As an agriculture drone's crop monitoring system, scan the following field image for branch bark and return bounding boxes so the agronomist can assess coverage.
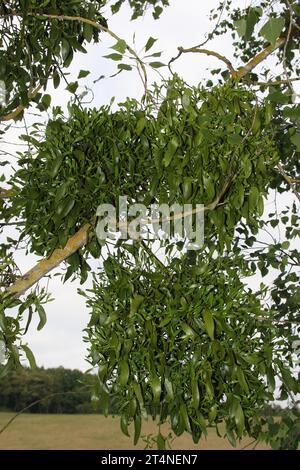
[0,84,42,122]
[8,223,92,297]
[176,47,235,74]
[232,36,287,79]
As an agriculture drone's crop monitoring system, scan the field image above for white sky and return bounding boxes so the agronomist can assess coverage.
[1,0,299,371]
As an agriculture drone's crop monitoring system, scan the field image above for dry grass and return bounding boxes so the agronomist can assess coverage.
[0,413,271,450]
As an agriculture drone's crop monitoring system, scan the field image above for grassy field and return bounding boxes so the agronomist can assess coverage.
[0,413,270,450]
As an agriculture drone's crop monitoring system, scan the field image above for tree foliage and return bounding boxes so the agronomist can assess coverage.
[0,0,300,450]
[0,366,98,414]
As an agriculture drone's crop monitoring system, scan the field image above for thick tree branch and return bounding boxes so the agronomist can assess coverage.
[233,36,287,79]
[8,223,92,297]
[0,84,42,122]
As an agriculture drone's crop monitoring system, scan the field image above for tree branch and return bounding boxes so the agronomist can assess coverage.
[233,36,287,79]
[252,77,300,87]
[0,84,42,122]
[277,164,300,202]
[7,223,92,298]
[176,46,235,74]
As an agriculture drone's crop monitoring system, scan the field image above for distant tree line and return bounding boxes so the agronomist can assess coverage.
[0,366,103,414]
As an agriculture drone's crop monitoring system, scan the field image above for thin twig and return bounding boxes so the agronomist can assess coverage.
[282,0,299,100]
[0,390,91,436]
[241,438,258,450]
[194,0,228,49]
[252,77,300,87]
[277,164,300,202]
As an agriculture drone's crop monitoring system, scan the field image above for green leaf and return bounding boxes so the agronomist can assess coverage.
[150,375,161,401]
[268,90,290,104]
[49,156,63,178]
[41,94,51,109]
[266,367,276,393]
[249,186,259,212]
[245,7,262,40]
[145,36,157,52]
[61,38,70,61]
[283,105,300,118]
[192,378,200,409]
[66,82,78,94]
[134,415,141,445]
[203,310,214,340]
[53,71,60,89]
[230,398,245,437]
[83,23,93,42]
[280,367,297,393]
[36,304,47,331]
[56,197,75,219]
[153,5,163,19]
[226,428,237,447]
[149,61,165,68]
[181,92,191,111]
[117,64,133,71]
[104,53,123,61]
[163,136,179,167]
[234,19,247,38]
[228,134,243,145]
[78,70,90,79]
[111,39,127,54]
[133,382,144,405]
[237,367,249,393]
[293,4,300,16]
[119,359,130,386]
[136,117,147,136]
[182,322,196,339]
[260,17,285,46]
[180,403,191,432]
[157,433,166,450]
[130,294,144,314]
[291,132,300,151]
[120,414,130,437]
[164,377,174,401]
[23,344,37,368]
[145,51,162,58]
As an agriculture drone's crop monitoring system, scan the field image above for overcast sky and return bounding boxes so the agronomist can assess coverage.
[1,0,299,371]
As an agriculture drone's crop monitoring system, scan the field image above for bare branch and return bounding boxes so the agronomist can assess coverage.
[177,46,236,74]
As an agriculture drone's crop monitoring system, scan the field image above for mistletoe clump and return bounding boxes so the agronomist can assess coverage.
[11,79,279,261]
[82,247,285,448]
